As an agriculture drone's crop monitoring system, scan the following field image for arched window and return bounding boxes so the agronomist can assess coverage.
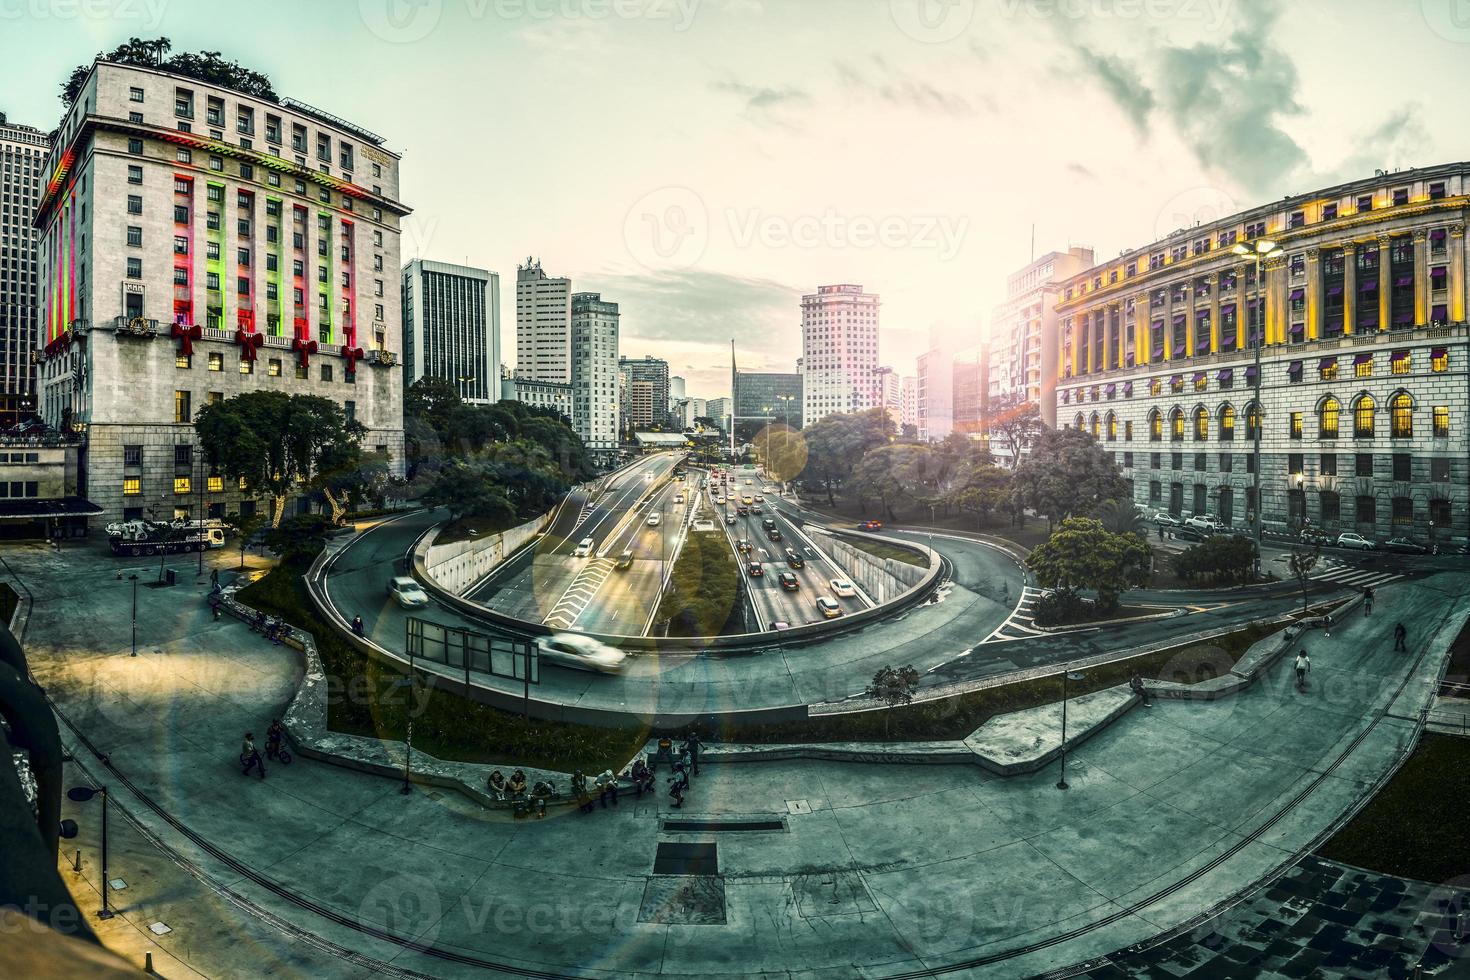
[1090,412,1100,438]
[1319,396,1340,439]
[1106,411,1117,441]
[1219,405,1235,441]
[1074,412,1084,431]
[1149,409,1162,441]
[1170,407,1185,442]
[1354,394,1376,438]
[1245,402,1260,439]
[1195,407,1209,441]
[1390,392,1413,438]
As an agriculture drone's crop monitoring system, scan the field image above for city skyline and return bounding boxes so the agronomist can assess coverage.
[2,1,1463,395]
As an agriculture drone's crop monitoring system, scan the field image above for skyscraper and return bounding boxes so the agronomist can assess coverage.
[801,283,880,425]
[618,355,671,429]
[0,112,49,427]
[515,257,571,382]
[733,370,803,436]
[401,259,500,404]
[900,375,918,430]
[570,292,619,454]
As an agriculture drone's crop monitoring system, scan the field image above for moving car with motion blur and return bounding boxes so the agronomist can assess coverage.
[537,634,628,674]
[1383,537,1432,555]
[830,578,857,598]
[387,577,430,608]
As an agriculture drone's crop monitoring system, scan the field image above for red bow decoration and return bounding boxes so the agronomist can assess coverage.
[235,329,265,362]
[292,337,318,368]
[342,346,365,376]
[172,322,202,357]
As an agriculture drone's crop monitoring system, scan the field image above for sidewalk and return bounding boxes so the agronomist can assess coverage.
[11,539,1466,978]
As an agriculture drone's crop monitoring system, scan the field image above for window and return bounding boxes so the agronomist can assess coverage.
[1320,359,1338,381]
[123,476,141,496]
[1432,457,1451,482]
[1288,454,1304,476]
[176,353,191,369]
[1219,452,1233,473]
[240,357,254,375]
[174,476,192,495]
[1322,202,1338,221]
[174,444,193,466]
[1357,194,1373,212]
[1149,480,1161,502]
[1320,454,1336,477]
[1430,181,1447,200]
[123,445,143,466]
[1390,393,1413,438]
[1434,406,1449,438]
[174,390,192,423]
[1319,397,1340,439]
[1246,404,1260,439]
[268,358,282,377]
[1194,452,1207,472]
[127,195,143,214]
[1354,356,1373,379]
[205,352,222,372]
[1170,409,1185,442]
[173,235,188,255]
[127,138,143,155]
[320,364,334,382]
[1432,348,1448,373]
[1194,408,1208,441]
[1151,452,1161,469]
[1393,454,1412,482]
[126,226,143,247]
[1124,420,1133,441]
[1171,452,1183,471]
[295,363,309,380]
[1354,396,1376,438]
[1290,412,1302,439]
[173,268,189,286]
[1392,188,1409,206]
[208,475,224,493]
[128,165,143,184]
[1356,453,1374,477]
[126,257,142,279]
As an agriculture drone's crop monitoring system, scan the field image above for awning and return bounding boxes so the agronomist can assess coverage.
[1220,303,1236,316]
[1287,361,1303,375]
[1173,338,1187,356]
[1192,372,1206,384]
[1061,390,1070,403]
[1290,323,1305,339]
[1395,275,1413,286]
[1105,383,1117,396]
[1173,313,1186,325]
[1151,318,1164,330]
[1390,350,1410,362]
[1218,368,1234,383]
[1289,288,1304,301]
[1170,374,1183,387]
[1431,347,1446,358]
[1245,365,1259,380]
[1319,356,1336,369]
[1327,286,1343,298]
[1196,335,1211,353]
[1360,280,1378,293]
[1151,342,1164,358]
[1394,312,1413,324]
[1123,381,1134,396]
[1432,305,1448,322]
[0,497,104,521]
[1353,353,1373,365]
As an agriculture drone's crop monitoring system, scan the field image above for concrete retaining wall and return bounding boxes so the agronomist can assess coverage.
[804,527,928,604]
[420,512,550,596]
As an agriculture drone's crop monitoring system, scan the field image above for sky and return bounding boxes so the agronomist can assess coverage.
[2,0,1465,398]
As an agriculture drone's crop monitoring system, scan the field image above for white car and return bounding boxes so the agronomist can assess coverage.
[1336,532,1376,551]
[673,495,684,505]
[387,576,429,608]
[830,578,857,598]
[647,513,662,527]
[537,634,628,674]
[573,537,595,557]
[1183,515,1221,533]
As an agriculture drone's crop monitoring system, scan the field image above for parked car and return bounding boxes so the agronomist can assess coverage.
[1300,529,1334,546]
[1183,515,1221,533]
[856,520,883,531]
[614,550,634,570]
[1383,537,1431,555]
[815,597,842,619]
[830,578,857,598]
[387,576,429,608]
[785,549,805,569]
[767,528,783,542]
[1153,512,1183,528]
[778,571,799,591]
[1336,532,1376,551]
[647,513,662,527]
[537,634,627,674]
[747,561,764,578]
[1173,526,1209,542]
[572,537,595,557]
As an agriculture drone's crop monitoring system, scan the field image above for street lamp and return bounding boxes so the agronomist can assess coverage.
[65,784,113,919]
[195,445,206,577]
[1233,238,1284,551]
[1055,669,1087,790]
[118,572,139,656]
[400,642,416,796]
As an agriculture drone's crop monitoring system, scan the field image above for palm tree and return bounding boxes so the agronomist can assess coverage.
[1093,498,1146,538]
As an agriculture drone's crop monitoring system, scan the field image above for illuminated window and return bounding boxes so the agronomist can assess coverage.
[208,352,223,371]
[1090,413,1100,438]
[208,475,223,492]
[1391,352,1410,376]
[1433,406,1449,438]
[1150,378,1161,396]
[1290,412,1303,439]
[1124,420,1133,441]
[1390,393,1413,438]
[1106,413,1117,441]
[174,390,192,424]
[1195,408,1208,440]
[1194,374,1207,393]
[238,476,249,490]
[1219,406,1235,441]
[1355,356,1373,379]
[174,476,192,495]
[240,358,254,374]
[1170,408,1185,442]
[1319,397,1340,439]
[1354,395,1376,438]
[1149,410,1162,441]
[123,477,141,496]
[268,358,282,377]
[1432,349,1448,373]
[1320,361,1339,381]
[1246,403,1260,439]
[176,353,191,369]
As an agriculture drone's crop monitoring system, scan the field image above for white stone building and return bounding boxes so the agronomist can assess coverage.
[33,61,408,524]
[1,113,50,428]
[499,375,572,421]
[801,283,880,425]
[570,292,619,456]
[514,257,571,382]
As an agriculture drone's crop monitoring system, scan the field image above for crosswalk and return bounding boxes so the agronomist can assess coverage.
[543,558,614,630]
[982,586,1052,643]
[571,499,596,532]
[1306,558,1404,591]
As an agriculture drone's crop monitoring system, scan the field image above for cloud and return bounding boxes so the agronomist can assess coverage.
[709,79,809,114]
[1066,162,1095,180]
[1315,108,1431,190]
[1072,45,1154,135]
[834,54,983,117]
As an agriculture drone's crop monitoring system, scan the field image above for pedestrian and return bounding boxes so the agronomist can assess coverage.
[210,567,221,592]
[682,730,703,776]
[629,757,652,797]
[668,760,689,809]
[1157,524,1164,542]
[530,780,554,818]
[595,769,619,807]
[571,771,593,813]
[1294,650,1311,692]
[240,732,266,779]
[508,769,528,799]
[1129,670,1152,708]
[351,615,365,637]
[265,719,286,761]
[1364,587,1374,616]
[488,770,507,801]
[251,609,267,633]
[211,598,221,621]
[1393,622,1408,652]
[652,735,674,773]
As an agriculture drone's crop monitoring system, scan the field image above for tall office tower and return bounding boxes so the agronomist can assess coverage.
[515,257,571,382]
[669,374,686,413]
[401,259,500,404]
[706,396,730,432]
[570,292,619,454]
[952,353,986,435]
[875,365,902,426]
[901,375,918,430]
[33,59,408,524]
[801,283,880,425]
[619,355,671,428]
[917,342,954,442]
[733,370,803,432]
[0,112,50,427]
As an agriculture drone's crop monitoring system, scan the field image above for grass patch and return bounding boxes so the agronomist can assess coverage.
[653,530,744,637]
[711,619,1288,744]
[1443,613,1470,691]
[845,536,928,568]
[1318,733,1470,882]
[236,563,649,773]
[804,495,1051,551]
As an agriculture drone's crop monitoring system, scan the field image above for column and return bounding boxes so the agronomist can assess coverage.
[1377,235,1391,331]
[1101,306,1112,371]
[1413,229,1429,327]
[1119,303,1129,369]
[1451,224,1467,324]
[1265,257,1287,345]
[1136,291,1151,366]
[1208,273,1222,353]
[1305,248,1322,340]
[1182,281,1194,360]
[1341,242,1356,336]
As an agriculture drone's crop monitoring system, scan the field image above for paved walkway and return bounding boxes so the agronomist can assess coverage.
[7,540,1466,978]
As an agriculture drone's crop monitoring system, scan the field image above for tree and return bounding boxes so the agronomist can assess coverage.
[1288,545,1320,613]
[420,461,516,529]
[264,514,332,568]
[222,510,267,570]
[800,408,893,506]
[1012,428,1132,532]
[195,392,363,528]
[1093,498,1146,538]
[1174,535,1257,586]
[864,665,920,739]
[989,400,1045,468]
[850,443,929,521]
[1025,516,1152,611]
[61,39,278,107]
[947,463,1012,528]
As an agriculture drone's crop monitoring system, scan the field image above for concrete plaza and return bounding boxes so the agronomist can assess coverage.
[7,538,1465,978]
